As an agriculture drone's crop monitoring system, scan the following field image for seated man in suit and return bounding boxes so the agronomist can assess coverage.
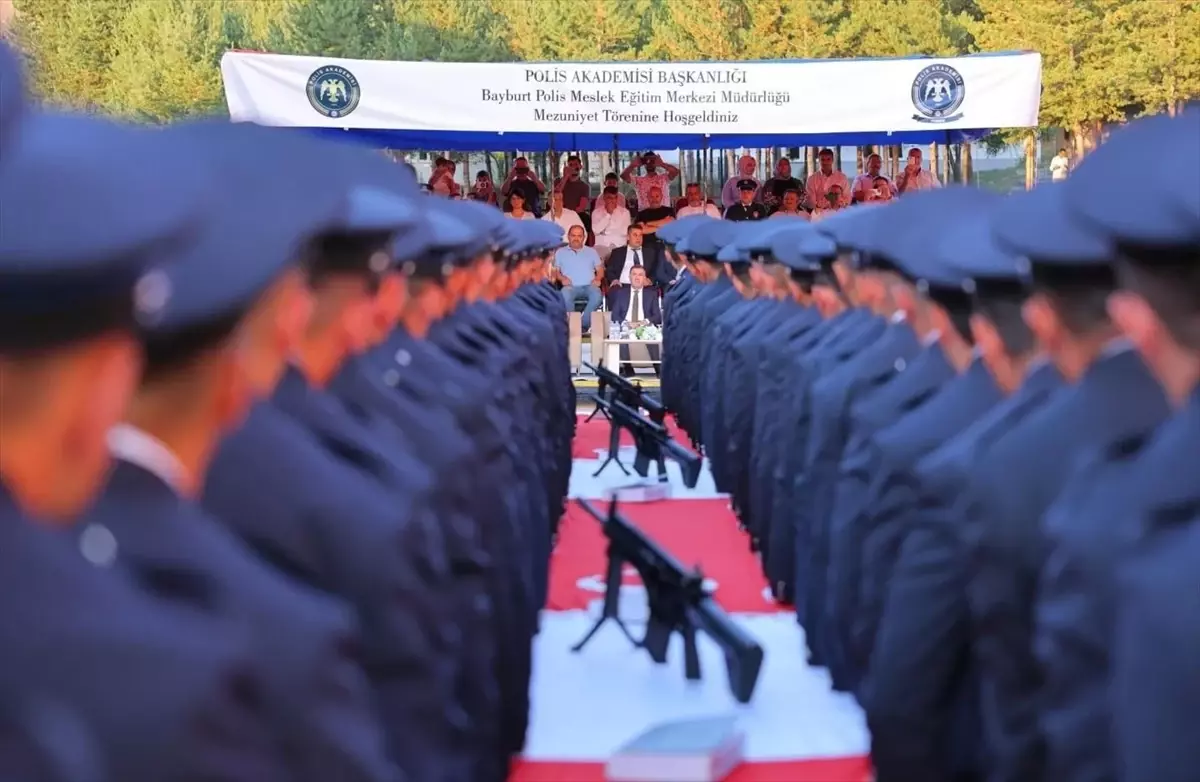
[608,265,662,377]
[605,223,661,292]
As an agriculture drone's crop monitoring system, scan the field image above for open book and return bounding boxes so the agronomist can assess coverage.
[606,715,745,782]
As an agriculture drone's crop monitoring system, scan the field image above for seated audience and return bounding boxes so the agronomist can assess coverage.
[605,223,660,291]
[552,225,603,331]
[592,185,632,261]
[501,155,546,214]
[724,179,769,221]
[721,154,760,208]
[542,190,585,241]
[608,265,662,376]
[677,182,722,218]
[805,147,851,209]
[635,185,675,243]
[762,158,805,210]
[770,188,809,219]
[505,190,536,220]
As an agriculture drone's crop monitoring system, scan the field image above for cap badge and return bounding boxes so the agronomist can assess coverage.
[133,269,171,325]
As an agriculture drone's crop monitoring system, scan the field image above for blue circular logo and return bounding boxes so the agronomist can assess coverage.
[306,65,361,119]
[911,63,965,122]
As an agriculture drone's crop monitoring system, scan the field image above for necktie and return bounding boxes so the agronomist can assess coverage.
[632,289,641,321]
[633,249,642,267]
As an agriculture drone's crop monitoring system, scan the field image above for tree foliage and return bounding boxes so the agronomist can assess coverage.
[11,0,1199,130]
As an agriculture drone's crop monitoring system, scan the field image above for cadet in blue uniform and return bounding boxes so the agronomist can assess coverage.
[817,190,996,695]
[865,195,1062,782]
[794,205,930,678]
[714,221,815,530]
[657,217,713,434]
[420,204,570,759]
[76,121,403,782]
[1041,109,1200,782]
[954,181,1171,782]
[333,201,542,781]
[704,225,782,494]
[757,228,861,607]
[0,100,287,781]
[768,209,885,652]
[199,138,475,781]
[741,230,827,568]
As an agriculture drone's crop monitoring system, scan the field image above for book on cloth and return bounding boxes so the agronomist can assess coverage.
[605,715,744,782]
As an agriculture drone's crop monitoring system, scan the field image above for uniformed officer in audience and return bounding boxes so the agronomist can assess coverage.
[199,138,479,781]
[1040,109,1200,782]
[76,121,406,782]
[0,97,287,781]
[723,179,769,221]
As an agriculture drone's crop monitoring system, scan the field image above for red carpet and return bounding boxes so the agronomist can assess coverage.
[511,756,872,781]
[572,414,689,459]
[547,499,789,614]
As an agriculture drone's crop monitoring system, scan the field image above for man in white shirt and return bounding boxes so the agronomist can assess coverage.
[541,190,584,241]
[852,153,893,203]
[604,224,659,290]
[896,147,942,193]
[677,182,722,218]
[721,154,760,208]
[805,148,851,210]
[1050,148,1070,181]
[591,186,632,261]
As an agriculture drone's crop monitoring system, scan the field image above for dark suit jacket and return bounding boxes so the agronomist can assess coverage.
[604,243,660,287]
[608,285,662,325]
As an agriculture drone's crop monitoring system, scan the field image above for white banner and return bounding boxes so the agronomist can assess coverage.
[221,51,1041,135]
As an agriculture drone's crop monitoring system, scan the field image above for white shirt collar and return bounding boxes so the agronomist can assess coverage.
[107,423,188,495]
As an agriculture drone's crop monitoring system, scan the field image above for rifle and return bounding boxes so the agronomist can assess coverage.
[571,498,765,704]
[591,395,701,488]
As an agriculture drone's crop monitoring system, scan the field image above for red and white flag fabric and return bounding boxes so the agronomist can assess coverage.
[510,415,871,782]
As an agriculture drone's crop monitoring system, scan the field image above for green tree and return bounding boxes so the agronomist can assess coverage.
[829,0,957,57]
[103,0,233,122]
[269,0,397,59]
[387,0,515,61]
[1109,0,1200,117]
[494,0,655,61]
[969,0,1130,152]
[12,0,132,109]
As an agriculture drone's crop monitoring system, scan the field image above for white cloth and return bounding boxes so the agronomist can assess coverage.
[677,203,722,219]
[805,170,851,209]
[593,204,632,249]
[107,423,188,494]
[542,208,585,241]
[769,210,809,220]
[507,212,536,220]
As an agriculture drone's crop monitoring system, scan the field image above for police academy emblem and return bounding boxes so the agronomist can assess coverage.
[911,63,965,123]
[306,65,361,119]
